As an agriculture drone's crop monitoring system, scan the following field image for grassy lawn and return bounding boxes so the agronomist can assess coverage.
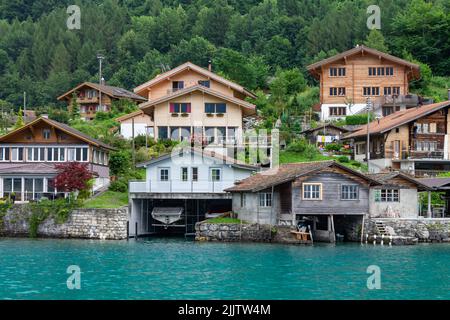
[206,217,245,224]
[279,151,332,164]
[83,191,128,209]
[279,151,368,172]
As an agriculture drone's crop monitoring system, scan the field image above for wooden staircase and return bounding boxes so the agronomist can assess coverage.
[375,221,387,235]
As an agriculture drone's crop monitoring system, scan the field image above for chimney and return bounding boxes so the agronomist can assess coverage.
[100,77,105,86]
[208,59,212,72]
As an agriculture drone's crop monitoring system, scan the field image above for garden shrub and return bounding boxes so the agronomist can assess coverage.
[109,179,128,193]
[337,156,350,163]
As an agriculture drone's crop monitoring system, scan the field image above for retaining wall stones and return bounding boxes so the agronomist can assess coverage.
[195,222,312,244]
[365,218,450,243]
[0,205,128,240]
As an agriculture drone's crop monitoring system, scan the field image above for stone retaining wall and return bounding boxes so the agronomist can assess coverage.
[195,222,312,244]
[364,218,450,243]
[0,205,128,240]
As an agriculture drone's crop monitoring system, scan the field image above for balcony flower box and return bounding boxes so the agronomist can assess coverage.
[206,113,214,117]
[181,113,189,117]
[171,113,179,117]
[216,113,224,117]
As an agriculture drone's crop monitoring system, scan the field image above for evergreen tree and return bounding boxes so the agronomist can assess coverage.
[15,108,24,128]
[364,30,389,53]
[70,93,80,120]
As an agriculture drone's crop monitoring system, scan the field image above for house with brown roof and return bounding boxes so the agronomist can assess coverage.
[225,161,430,242]
[128,147,258,238]
[307,45,422,121]
[0,117,114,202]
[58,82,147,121]
[344,100,450,175]
[300,123,351,146]
[117,62,257,153]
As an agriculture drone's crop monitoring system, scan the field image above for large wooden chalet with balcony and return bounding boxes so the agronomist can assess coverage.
[345,100,450,176]
[58,82,147,121]
[117,62,257,156]
[0,117,114,202]
[307,45,426,121]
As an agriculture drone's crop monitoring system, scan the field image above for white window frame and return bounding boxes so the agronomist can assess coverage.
[210,168,222,182]
[11,147,24,162]
[341,185,359,200]
[259,192,272,207]
[181,167,189,182]
[159,168,170,182]
[302,183,322,200]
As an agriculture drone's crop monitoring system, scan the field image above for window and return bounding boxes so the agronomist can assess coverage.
[303,183,322,200]
[217,127,226,144]
[159,168,170,181]
[0,147,10,161]
[375,189,399,202]
[329,67,346,77]
[211,168,221,181]
[355,143,366,155]
[369,67,394,76]
[158,127,169,140]
[205,103,226,114]
[27,147,45,162]
[329,107,346,117]
[363,87,380,96]
[198,80,210,88]
[67,148,76,161]
[192,167,198,181]
[259,193,272,207]
[170,103,191,114]
[240,193,246,207]
[393,87,400,95]
[172,81,184,91]
[205,127,215,144]
[329,87,346,96]
[11,147,24,161]
[181,167,188,181]
[43,129,51,140]
[341,185,359,200]
[82,148,88,162]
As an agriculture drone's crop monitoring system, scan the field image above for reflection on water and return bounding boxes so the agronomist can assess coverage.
[0,237,449,300]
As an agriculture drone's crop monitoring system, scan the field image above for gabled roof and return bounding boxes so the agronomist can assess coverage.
[133,62,257,98]
[136,147,258,171]
[307,45,420,80]
[344,101,450,139]
[139,84,256,115]
[300,124,350,135]
[368,172,432,191]
[225,161,380,192]
[57,82,147,102]
[0,117,115,151]
[116,110,146,122]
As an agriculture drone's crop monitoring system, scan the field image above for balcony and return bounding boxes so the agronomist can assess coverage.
[375,94,420,107]
[129,179,236,194]
[409,150,445,160]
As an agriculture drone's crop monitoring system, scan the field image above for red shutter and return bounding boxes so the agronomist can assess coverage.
[170,103,175,113]
[187,103,191,113]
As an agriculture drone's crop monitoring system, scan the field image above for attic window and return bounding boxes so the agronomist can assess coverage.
[43,129,51,140]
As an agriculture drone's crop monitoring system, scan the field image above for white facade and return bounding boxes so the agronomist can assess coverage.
[129,149,256,194]
[120,123,154,139]
[320,103,367,121]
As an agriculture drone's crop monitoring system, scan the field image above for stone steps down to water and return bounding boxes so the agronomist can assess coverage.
[195,222,312,245]
[364,218,450,244]
[0,205,128,240]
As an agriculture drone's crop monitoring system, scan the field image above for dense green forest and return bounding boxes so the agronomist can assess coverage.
[0,0,450,128]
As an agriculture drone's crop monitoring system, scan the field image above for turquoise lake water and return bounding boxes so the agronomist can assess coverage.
[0,237,449,300]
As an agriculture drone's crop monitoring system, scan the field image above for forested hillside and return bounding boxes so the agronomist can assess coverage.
[0,0,449,128]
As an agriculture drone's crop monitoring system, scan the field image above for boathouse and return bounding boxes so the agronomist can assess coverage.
[128,147,258,237]
[225,161,381,242]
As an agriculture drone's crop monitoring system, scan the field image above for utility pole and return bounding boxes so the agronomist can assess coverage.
[23,92,26,123]
[366,97,372,173]
[97,53,105,112]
